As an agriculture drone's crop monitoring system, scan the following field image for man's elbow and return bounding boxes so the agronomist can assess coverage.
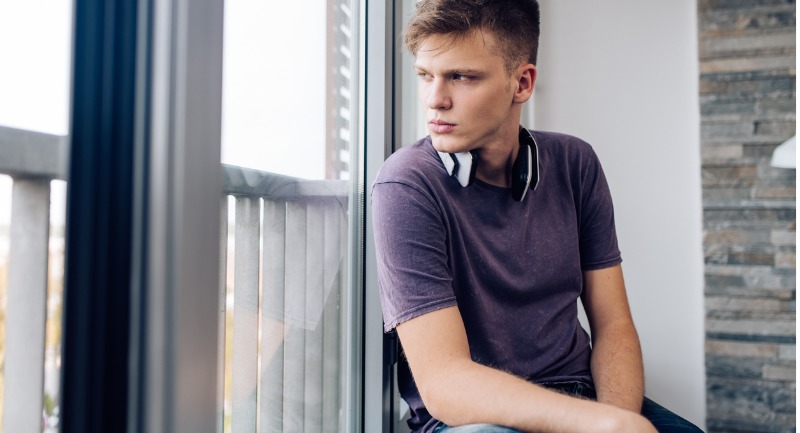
[421,386,464,427]
[416,359,476,426]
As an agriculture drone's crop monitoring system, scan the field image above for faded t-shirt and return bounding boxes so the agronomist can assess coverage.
[371,130,622,433]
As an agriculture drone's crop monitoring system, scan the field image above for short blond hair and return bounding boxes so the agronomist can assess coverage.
[404,0,541,73]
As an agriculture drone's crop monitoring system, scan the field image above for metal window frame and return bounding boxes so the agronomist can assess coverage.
[132,0,225,432]
[59,0,225,431]
[363,0,399,432]
[59,0,140,431]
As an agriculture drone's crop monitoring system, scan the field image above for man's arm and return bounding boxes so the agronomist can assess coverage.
[396,306,656,433]
[581,264,645,413]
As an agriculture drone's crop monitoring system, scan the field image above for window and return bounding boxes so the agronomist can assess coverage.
[0,0,402,431]
[220,0,364,431]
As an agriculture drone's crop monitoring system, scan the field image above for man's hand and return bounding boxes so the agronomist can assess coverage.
[606,410,658,433]
[396,306,656,433]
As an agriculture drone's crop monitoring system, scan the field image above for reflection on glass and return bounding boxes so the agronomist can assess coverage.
[221,1,361,432]
[0,175,8,428]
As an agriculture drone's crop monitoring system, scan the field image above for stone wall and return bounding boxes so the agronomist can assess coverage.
[698,1,796,432]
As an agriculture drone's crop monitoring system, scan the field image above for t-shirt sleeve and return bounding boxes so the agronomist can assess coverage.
[577,147,622,271]
[371,180,457,332]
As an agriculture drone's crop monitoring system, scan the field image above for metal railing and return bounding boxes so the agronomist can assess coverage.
[0,126,67,433]
[223,165,350,433]
[0,125,351,433]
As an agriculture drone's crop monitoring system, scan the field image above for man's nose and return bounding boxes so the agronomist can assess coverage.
[426,79,451,110]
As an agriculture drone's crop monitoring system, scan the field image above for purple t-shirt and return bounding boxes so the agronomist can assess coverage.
[371,130,622,433]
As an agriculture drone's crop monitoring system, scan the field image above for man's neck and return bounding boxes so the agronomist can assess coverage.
[474,123,521,188]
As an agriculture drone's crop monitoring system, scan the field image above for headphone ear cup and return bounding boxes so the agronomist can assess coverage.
[511,143,533,201]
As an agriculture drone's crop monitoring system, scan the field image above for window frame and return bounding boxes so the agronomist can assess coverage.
[58,0,405,431]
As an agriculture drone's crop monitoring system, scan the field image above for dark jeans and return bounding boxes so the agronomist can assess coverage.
[641,397,704,433]
[434,382,704,433]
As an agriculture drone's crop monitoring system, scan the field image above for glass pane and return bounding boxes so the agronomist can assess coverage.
[0,175,8,429]
[44,180,67,433]
[220,1,362,432]
[397,0,427,151]
[0,1,73,432]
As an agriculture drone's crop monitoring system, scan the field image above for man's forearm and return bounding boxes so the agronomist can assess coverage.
[396,305,655,433]
[424,358,654,433]
[590,320,645,413]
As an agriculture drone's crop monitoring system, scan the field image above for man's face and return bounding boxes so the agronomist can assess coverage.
[415,30,518,154]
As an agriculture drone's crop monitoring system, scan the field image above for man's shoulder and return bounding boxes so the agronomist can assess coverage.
[374,136,445,187]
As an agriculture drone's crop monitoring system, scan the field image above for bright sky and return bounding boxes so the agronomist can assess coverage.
[0,1,72,228]
[221,0,327,178]
[0,1,72,135]
[0,0,331,227]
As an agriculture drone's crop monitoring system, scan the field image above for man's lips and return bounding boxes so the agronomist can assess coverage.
[428,120,455,134]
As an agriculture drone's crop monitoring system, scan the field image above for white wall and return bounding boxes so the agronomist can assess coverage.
[532,0,705,427]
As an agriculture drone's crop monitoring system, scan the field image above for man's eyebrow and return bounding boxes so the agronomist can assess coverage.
[413,65,484,75]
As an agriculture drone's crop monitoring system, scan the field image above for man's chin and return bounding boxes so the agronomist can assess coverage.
[430,136,469,154]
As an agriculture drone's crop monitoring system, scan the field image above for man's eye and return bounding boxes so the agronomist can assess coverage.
[452,74,472,81]
[417,72,431,80]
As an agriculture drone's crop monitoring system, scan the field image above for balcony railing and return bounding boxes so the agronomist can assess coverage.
[0,125,352,433]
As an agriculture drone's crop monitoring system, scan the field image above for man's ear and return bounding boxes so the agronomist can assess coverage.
[512,63,536,104]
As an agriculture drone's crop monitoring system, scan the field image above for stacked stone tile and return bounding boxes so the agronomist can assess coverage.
[698,1,796,432]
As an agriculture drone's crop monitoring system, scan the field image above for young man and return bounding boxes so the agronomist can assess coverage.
[371,1,703,433]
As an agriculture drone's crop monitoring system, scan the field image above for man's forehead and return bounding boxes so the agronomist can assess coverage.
[414,30,502,67]
[417,29,494,54]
